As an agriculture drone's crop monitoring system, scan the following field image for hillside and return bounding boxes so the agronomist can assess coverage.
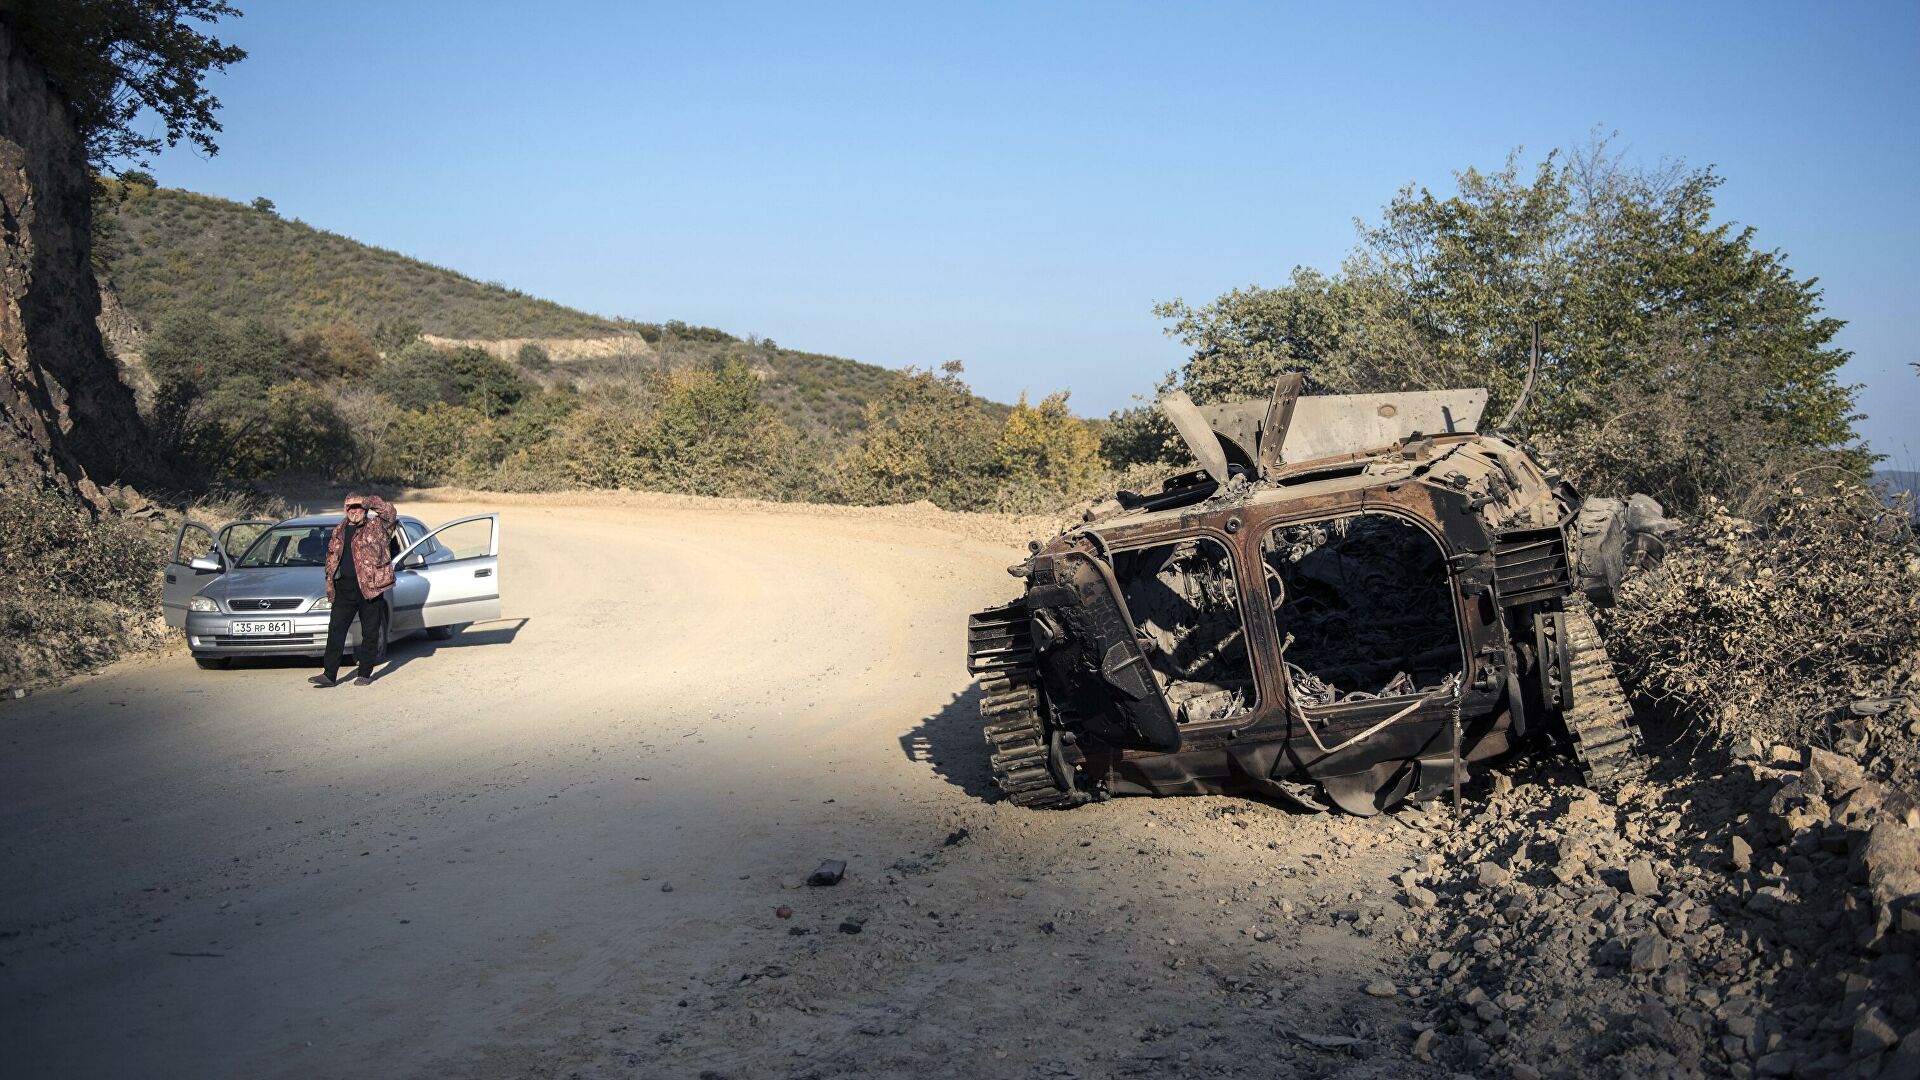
[92,183,943,434]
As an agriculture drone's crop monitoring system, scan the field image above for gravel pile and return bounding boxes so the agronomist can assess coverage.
[1400,746,1920,1079]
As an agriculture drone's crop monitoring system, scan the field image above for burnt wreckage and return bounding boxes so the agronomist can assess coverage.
[967,373,1663,814]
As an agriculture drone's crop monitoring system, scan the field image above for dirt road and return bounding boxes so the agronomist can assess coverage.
[1,493,1439,1079]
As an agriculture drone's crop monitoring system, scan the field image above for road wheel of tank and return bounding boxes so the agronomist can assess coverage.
[978,672,1078,809]
[193,655,229,670]
[1557,601,1645,787]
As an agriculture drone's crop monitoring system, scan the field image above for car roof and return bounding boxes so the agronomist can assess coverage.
[276,513,427,529]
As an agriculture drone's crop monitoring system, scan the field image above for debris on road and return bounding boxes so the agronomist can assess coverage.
[807,860,847,886]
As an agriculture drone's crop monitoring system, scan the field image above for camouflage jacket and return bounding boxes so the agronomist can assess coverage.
[324,494,399,599]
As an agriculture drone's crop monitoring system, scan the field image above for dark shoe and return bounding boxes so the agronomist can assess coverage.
[353,676,373,686]
[308,674,337,688]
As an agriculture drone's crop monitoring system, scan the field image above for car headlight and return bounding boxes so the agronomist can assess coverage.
[189,596,220,612]
[311,596,331,611]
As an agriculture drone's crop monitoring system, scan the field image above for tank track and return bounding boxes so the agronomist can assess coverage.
[968,602,1075,808]
[1559,602,1645,787]
[979,673,1077,809]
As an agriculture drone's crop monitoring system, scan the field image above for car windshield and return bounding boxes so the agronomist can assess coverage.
[235,525,333,568]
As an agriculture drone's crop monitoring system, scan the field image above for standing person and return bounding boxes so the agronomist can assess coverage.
[310,494,399,687]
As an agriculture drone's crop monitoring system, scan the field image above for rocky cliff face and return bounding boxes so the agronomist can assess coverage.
[0,23,164,507]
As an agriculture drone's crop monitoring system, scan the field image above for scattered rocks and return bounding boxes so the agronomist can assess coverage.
[1363,979,1397,998]
[1628,932,1670,973]
[807,860,847,886]
[1403,744,1920,1079]
[1730,834,1753,873]
[837,918,864,935]
[1625,859,1659,897]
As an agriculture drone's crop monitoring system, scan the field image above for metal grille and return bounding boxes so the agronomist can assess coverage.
[226,598,305,612]
[1492,527,1571,607]
[967,602,1035,676]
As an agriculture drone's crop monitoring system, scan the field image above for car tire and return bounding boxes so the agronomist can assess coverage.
[427,623,458,641]
[194,656,230,670]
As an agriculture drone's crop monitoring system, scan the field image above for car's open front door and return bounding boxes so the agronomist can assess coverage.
[217,519,277,565]
[1024,548,1183,752]
[390,514,501,633]
[163,520,221,627]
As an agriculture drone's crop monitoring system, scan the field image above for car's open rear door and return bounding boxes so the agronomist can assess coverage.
[163,520,220,628]
[1024,548,1182,752]
[391,514,501,632]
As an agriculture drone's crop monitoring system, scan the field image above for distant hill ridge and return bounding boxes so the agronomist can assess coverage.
[97,184,634,339]
[93,183,954,434]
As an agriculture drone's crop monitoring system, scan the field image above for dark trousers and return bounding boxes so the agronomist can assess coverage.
[322,581,387,679]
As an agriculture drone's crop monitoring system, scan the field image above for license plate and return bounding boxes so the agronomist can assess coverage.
[230,620,294,636]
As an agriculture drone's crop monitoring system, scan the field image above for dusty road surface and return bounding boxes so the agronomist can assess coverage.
[2,492,1446,1079]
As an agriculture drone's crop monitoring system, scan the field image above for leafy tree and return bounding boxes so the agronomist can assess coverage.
[375,402,489,485]
[117,168,155,188]
[4,0,246,170]
[831,361,1000,510]
[516,342,552,372]
[370,319,423,354]
[1155,141,1864,512]
[445,346,532,417]
[288,323,379,381]
[995,391,1106,494]
[373,341,463,411]
[250,196,275,215]
[625,360,799,496]
[264,380,353,477]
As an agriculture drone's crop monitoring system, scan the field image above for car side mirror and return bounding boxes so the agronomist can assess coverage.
[188,556,223,572]
[400,551,427,569]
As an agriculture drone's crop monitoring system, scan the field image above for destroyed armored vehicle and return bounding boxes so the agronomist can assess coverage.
[967,374,1651,814]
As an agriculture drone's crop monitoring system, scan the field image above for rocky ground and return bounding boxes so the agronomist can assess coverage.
[1403,731,1920,1079]
[5,488,1917,1079]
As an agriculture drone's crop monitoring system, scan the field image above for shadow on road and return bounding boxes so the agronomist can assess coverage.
[899,686,1001,801]
[375,617,530,678]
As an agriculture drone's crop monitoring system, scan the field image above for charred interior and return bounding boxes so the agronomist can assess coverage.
[1112,538,1255,726]
[1262,513,1462,705]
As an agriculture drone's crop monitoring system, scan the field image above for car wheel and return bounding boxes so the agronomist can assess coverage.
[194,655,230,670]
[427,623,458,641]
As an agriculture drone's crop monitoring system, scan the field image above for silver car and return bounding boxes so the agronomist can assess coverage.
[162,511,503,669]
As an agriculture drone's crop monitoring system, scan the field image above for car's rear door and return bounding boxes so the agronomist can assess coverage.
[163,520,220,628]
[390,514,501,632]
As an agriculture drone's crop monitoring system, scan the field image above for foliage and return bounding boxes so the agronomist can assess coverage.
[995,391,1105,496]
[263,380,354,478]
[831,362,1003,510]
[373,402,490,486]
[0,486,169,685]
[250,196,275,214]
[1155,141,1864,514]
[4,0,246,170]
[516,342,551,371]
[1609,482,1920,774]
[288,323,379,381]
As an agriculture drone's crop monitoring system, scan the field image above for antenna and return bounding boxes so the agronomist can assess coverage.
[1497,324,1541,433]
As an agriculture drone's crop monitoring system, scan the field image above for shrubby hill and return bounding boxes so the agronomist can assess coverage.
[93,182,944,436]
[97,183,629,339]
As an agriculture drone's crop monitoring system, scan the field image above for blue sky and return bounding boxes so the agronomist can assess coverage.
[142,1,1919,464]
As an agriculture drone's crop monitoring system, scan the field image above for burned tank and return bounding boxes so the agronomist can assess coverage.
[966,373,1655,814]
